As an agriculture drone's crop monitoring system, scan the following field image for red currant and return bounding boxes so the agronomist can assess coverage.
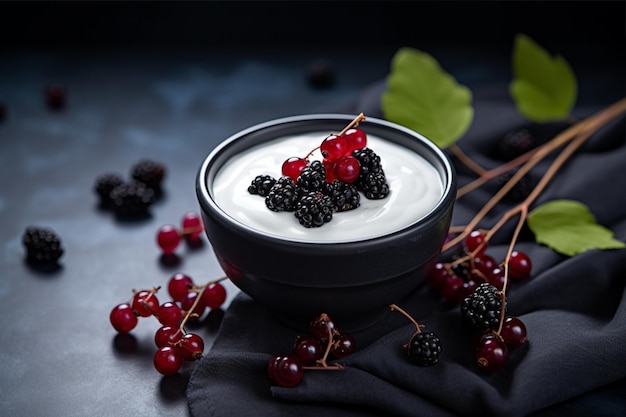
[474,253,497,278]
[342,128,367,153]
[320,134,347,161]
[281,157,307,181]
[292,335,322,366]
[181,212,203,241]
[475,334,508,371]
[167,272,193,302]
[132,290,159,317]
[440,274,465,304]
[110,303,138,333]
[157,225,181,255]
[181,290,206,317]
[201,282,227,310]
[501,316,527,347]
[509,250,532,280]
[465,230,488,254]
[333,155,360,183]
[309,313,336,342]
[45,83,66,109]
[154,346,182,375]
[427,263,450,291]
[487,267,505,290]
[322,158,336,183]
[331,333,356,358]
[154,325,183,348]
[157,301,184,327]
[179,333,204,361]
[267,355,304,387]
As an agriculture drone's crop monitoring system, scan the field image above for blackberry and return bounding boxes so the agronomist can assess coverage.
[306,59,336,89]
[109,181,155,219]
[22,226,64,264]
[247,175,276,197]
[460,283,504,329]
[297,160,328,193]
[352,147,383,181]
[497,128,536,161]
[265,176,300,212]
[407,332,442,366]
[329,180,360,212]
[94,173,125,206]
[359,172,390,200]
[492,171,533,203]
[294,192,334,228]
[131,159,166,191]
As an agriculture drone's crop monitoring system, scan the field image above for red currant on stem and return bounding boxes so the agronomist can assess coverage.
[110,303,138,333]
[181,212,204,242]
[343,127,367,153]
[282,157,308,181]
[303,313,344,371]
[132,288,160,317]
[333,155,360,183]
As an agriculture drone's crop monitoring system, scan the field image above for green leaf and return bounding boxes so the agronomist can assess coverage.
[527,199,625,256]
[380,47,473,149]
[509,33,577,122]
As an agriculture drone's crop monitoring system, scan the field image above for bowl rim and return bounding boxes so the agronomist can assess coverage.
[196,113,456,248]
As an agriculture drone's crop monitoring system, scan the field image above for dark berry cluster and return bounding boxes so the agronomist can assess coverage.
[94,159,166,219]
[248,116,390,228]
[426,230,531,371]
[109,272,228,376]
[267,313,355,387]
[22,226,64,265]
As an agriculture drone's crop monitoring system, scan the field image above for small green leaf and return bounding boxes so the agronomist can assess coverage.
[510,33,577,122]
[527,199,625,256]
[381,47,473,149]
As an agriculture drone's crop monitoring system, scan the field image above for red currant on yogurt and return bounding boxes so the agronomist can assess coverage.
[282,157,308,181]
[320,134,348,161]
[343,128,367,152]
[333,155,360,183]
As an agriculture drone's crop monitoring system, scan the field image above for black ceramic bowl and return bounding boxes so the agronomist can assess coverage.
[196,114,456,330]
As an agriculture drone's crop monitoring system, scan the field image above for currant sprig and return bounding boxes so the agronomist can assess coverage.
[109,274,228,376]
[281,113,367,183]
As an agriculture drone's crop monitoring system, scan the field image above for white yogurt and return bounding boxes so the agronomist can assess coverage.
[211,132,443,243]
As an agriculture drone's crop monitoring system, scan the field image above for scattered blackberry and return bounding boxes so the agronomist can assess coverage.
[306,59,336,89]
[22,226,64,264]
[131,159,166,191]
[265,176,301,212]
[294,192,334,228]
[492,171,533,203]
[94,173,125,206]
[247,175,276,197]
[407,332,442,366]
[460,283,504,329]
[359,172,390,200]
[297,160,329,193]
[109,181,155,219]
[329,180,360,212]
[497,128,536,161]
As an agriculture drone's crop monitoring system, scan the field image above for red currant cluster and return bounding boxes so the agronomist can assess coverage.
[109,273,227,375]
[267,313,356,387]
[156,212,204,255]
[428,230,532,304]
[282,123,367,184]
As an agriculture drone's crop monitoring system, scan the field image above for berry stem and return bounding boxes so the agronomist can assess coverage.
[444,97,626,254]
[390,304,424,334]
[179,276,228,331]
[303,313,344,371]
[449,144,487,176]
[337,112,366,136]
